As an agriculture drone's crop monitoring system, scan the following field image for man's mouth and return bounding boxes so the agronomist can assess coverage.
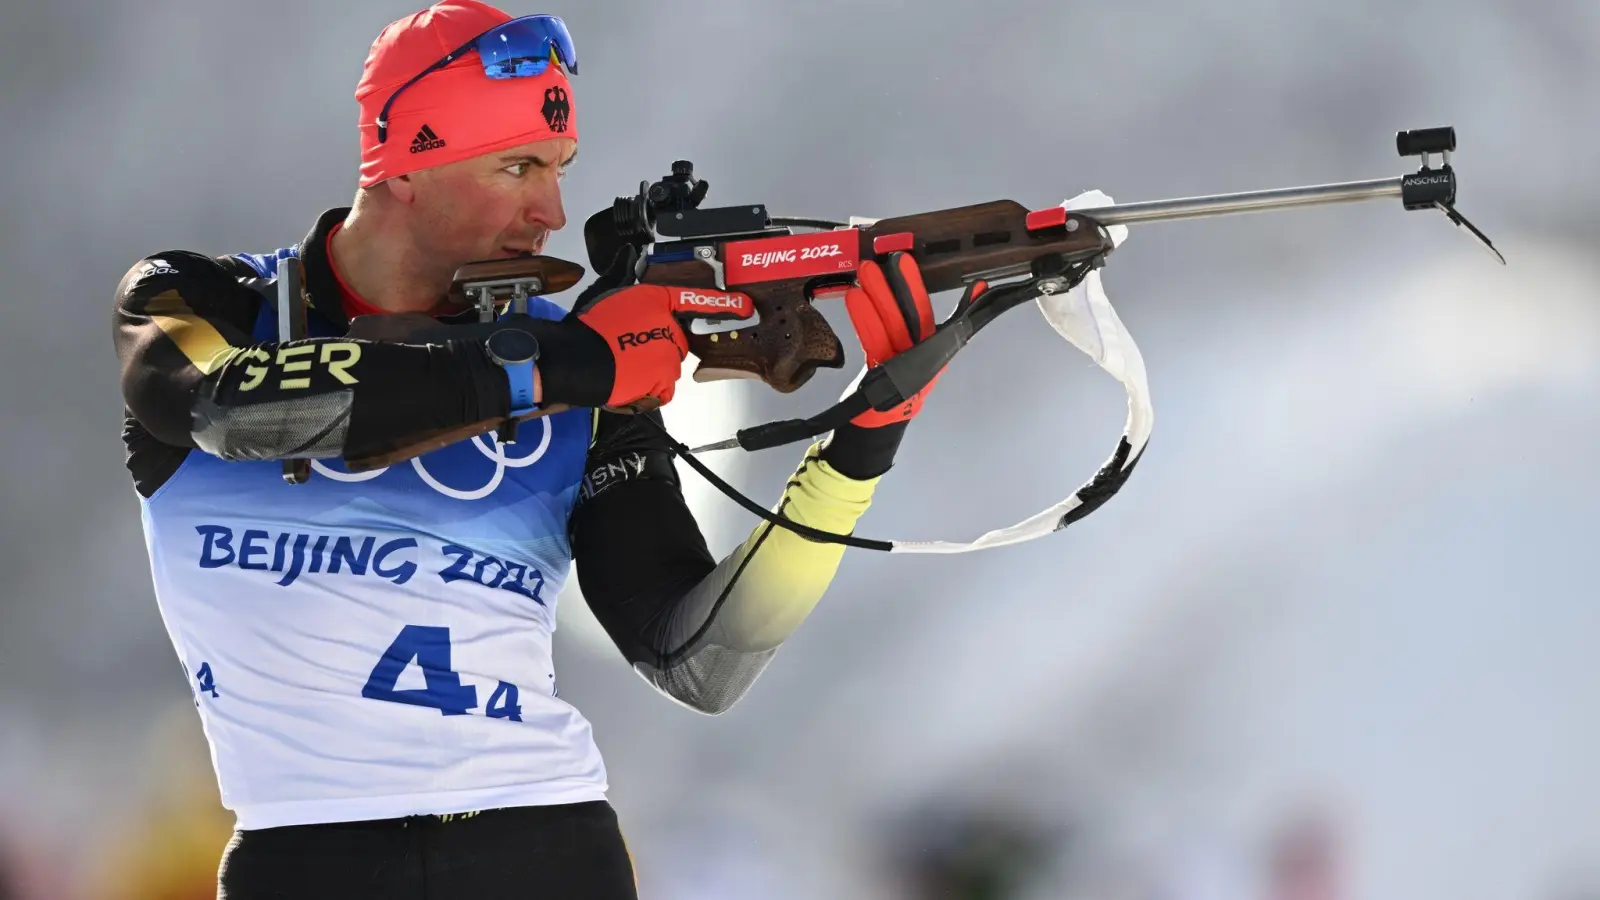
[500,232,548,259]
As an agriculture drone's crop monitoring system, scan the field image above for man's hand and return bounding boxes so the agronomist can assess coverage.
[536,247,755,410]
[573,283,753,408]
[844,251,985,427]
[815,251,986,481]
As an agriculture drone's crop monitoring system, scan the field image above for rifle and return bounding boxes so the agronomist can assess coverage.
[293,126,1502,553]
[588,125,1499,457]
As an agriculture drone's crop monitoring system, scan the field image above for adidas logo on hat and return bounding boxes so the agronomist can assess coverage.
[410,124,446,154]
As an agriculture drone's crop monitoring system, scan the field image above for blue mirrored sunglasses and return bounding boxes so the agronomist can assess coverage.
[376,14,578,144]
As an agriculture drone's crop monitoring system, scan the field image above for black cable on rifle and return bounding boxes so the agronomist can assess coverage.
[769,216,848,230]
[634,414,895,552]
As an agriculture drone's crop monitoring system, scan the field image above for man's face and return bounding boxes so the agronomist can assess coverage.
[400,136,577,267]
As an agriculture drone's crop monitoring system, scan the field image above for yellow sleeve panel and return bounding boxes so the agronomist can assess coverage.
[634,439,884,714]
[713,441,880,651]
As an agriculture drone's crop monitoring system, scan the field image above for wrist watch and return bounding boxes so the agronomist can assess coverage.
[485,327,540,417]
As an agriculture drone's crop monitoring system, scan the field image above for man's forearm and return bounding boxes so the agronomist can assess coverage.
[186,335,509,462]
[115,262,515,463]
[615,439,881,715]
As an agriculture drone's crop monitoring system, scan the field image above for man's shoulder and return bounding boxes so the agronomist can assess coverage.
[115,205,338,307]
[114,249,267,308]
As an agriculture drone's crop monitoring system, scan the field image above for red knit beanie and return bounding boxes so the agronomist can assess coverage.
[353,0,577,188]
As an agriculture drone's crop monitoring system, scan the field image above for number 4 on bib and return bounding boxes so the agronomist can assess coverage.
[195,662,219,698]
[362,625,478,716]
[486,681,522,722]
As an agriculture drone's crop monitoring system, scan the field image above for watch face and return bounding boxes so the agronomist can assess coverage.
[488,328,539,364]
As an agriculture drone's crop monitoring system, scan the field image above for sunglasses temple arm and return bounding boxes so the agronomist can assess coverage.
[373,36,480,144]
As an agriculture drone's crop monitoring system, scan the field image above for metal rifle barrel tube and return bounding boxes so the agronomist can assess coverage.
[1087,176,1405,225]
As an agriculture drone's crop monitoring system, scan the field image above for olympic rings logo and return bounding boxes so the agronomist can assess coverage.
[311,416,553,501]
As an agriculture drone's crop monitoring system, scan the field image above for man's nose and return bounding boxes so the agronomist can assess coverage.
[527,183,567,232]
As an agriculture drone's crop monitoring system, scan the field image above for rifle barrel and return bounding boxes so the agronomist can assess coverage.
[1088,176,1404,226]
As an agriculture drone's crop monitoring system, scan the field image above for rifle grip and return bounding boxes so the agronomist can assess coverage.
[643,261,846,394]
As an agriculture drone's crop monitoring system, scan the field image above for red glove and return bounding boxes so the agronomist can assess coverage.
[844,252,985,427]
[573,283,753,408]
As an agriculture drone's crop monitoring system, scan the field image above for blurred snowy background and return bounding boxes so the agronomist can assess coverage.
[1,0,1597,897]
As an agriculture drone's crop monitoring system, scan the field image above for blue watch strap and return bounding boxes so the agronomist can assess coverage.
[504,360,536,416]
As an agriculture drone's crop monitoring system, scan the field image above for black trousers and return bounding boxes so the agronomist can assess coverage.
[217,801,638,900]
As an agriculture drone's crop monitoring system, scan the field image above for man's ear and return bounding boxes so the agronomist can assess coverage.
[384,174,416,205]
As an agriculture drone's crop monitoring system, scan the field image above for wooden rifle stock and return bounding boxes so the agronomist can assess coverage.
[642,200,1114,393]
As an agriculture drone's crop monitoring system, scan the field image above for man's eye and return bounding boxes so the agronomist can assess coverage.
[505,162,531,177]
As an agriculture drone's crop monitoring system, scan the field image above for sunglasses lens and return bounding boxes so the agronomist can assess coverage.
[475,15,578,80]
[378,16,578,141]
